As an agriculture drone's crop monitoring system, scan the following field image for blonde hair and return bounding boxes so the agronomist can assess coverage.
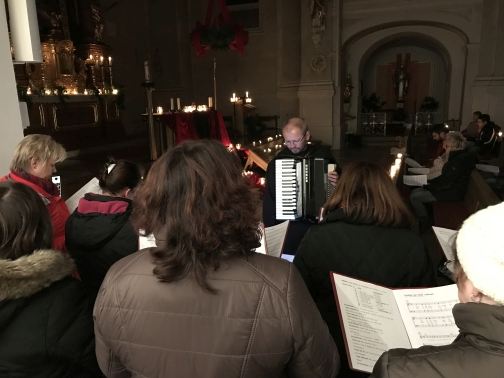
[10,134,67,172]
[445,132,466,151]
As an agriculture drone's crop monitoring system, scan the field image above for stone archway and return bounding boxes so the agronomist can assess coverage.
[340,23,470,137]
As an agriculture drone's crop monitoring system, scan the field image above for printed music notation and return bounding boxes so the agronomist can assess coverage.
[412,315,455,328]
[406,299,457,313]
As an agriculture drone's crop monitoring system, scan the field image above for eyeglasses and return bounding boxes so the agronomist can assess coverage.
[283,132,307,146]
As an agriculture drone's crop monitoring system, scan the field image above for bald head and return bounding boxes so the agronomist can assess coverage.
[282,117,311,154]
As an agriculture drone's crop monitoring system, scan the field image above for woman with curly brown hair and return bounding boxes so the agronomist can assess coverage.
[93,140,339,378]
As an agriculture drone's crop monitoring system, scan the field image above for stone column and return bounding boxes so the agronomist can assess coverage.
[0,4,24,173]
[297,0,337,147]
[472,0,504,126]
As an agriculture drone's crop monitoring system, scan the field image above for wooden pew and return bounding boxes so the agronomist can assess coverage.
[432,170,501,229]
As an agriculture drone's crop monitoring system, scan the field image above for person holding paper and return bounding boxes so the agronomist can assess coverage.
[294,161,435,378]
[0,134,69,252]
[94,140,340,378]
[65,159,143,296]
[371,202,504,378]
[409,132,476,228]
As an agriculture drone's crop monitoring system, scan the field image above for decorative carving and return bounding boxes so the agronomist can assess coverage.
[310,0,326,46]
[310,54,328,73]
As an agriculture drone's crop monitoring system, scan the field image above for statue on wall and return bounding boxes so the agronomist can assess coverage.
[310,0,326,46]
[393,53,410,107]
[394,64,409,102]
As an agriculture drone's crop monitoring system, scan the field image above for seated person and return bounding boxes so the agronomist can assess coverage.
[429,124,449,161]
[476,113,499,156]
[263,117,339,252]
[371,202,504,378]
[1,134,69,251]
[410,132,476,226]
[294,161,435,378]
[427,132,464,180]
[461,110,481,141]
[93,140,340,377]
[65,159,143,296]
[0,182,101,377]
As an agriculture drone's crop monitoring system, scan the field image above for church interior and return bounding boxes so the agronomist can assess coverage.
[1,1,504,377]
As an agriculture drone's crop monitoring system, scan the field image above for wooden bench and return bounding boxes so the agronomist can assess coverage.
[432,170,501,229]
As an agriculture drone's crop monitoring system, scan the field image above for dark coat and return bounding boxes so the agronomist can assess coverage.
[263,143,337,227]
[66,193,138,296]
[371,302,504,378]
[293,209,435,378]
[94,251,340,378]
[476,122,498,155]
[426,149,476,201]
[0,250,101,377]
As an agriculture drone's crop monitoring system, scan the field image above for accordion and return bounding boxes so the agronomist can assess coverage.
[275,158,335,221]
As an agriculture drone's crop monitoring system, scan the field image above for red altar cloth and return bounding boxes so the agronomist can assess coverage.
[160,110,231,146]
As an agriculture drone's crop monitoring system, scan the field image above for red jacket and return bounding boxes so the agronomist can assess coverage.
[1,172,70,251]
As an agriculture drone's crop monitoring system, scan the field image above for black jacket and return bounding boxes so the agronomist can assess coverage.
[293,209,435,378]
[0,250,101,377]
[371,303,504,378]
[426,149,476,201]
[66,193,138,295]
[263,143,337,227]
[476,122,499,155]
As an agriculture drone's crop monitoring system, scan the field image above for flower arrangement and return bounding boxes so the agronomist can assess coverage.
[190,0,248,56]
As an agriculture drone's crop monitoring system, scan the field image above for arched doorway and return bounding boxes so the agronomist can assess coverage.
[341,24,469,138]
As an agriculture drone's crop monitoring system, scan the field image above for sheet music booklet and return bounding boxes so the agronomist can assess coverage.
[256,221,290,259]
[403,174,428,186]
[432,226,457,274]
[331,273,459,373]
[65,177,101,213]
[405,157,423,168]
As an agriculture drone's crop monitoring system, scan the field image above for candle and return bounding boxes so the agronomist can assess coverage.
[26,87,31,95]
[156,106,163,114]
[236,143,241,150]
[499,131,503,138]
[100,56,104,65]
[144,60,151,82]
[108,56,112,65]
[89,54,93,61]
[252,141,256,146]
[170,98,174,110]
[176,98,181,109]
[246,91,249,97]
[395,158,401,166]
[208,96,213,108]
[84,89,88,95]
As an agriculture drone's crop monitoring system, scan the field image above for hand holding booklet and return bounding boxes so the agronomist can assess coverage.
[331,273,459,373]
[256,221,290,258]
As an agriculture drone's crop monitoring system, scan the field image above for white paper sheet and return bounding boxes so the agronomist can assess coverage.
[476,164,500,175]
[393,285,459,348]
[65,177,101,213]
[332,274,410,373]
[432,227,457,262]
[139,233,157,249]
[408,167,430,175]
[405,157,423,168]
[403,175,428,186]
[264,221,289,258]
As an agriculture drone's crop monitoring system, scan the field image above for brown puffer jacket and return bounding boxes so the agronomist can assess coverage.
[93,250,340,378]
[370,303,504,378]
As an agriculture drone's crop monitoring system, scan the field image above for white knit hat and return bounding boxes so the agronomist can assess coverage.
[456,202,504,305]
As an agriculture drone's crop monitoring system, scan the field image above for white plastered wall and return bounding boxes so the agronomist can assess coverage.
[0,4,24,173]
